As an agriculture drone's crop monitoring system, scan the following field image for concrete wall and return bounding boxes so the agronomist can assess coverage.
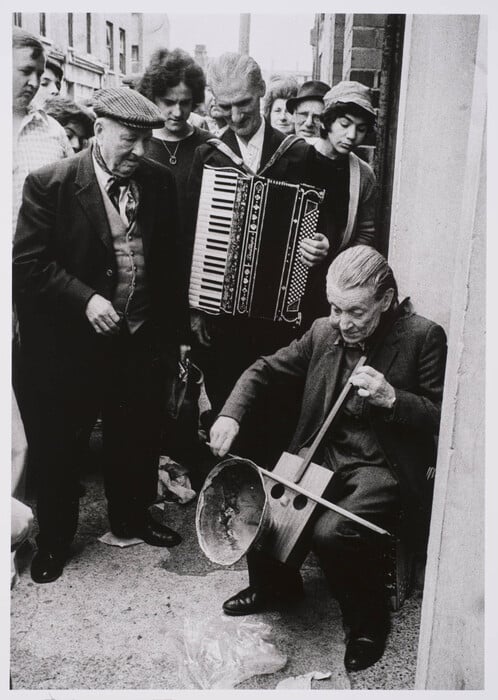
[389,15,485,689]
[388,14,480,330]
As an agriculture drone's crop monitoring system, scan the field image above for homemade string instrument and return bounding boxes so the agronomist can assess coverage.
[196,354,391,570]
[188,165,325,325]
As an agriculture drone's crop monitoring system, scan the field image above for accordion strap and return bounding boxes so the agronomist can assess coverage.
[259,135,306,176]
[207,133,306,178]
[206,138,256,176]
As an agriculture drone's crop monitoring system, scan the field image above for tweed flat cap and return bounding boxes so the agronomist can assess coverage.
[93,87,164,129]
[322,81,375,116]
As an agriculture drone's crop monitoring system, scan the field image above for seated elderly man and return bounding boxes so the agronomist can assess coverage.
[209,245,447,672]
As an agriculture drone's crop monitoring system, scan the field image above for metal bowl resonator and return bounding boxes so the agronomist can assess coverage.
[196,457,270,566]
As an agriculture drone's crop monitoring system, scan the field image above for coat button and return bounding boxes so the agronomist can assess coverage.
[106,269,113,277]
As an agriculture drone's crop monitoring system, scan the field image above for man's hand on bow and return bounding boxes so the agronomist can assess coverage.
[350,365,396,409]
[300,232,329,268]
[209,416,240,457]
[85,294,121,335]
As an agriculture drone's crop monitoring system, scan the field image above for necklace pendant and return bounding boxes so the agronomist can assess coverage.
[169,155,177,166]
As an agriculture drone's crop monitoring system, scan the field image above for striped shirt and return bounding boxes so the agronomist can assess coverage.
[13,108,73,235]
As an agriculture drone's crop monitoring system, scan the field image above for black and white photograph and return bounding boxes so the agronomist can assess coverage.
[6,2,490,696]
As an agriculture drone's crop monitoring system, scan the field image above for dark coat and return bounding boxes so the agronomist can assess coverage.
[220,305,447,534]
[13,148,190,370]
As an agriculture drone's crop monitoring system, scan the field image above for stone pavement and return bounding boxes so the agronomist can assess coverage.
[11,453,422,691]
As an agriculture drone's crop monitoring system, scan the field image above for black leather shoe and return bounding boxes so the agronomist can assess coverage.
[110,519,182,547]
[223,586,269,616]
[222,584,304,616]
[344,633,387,672]
[137,521,182,547]
[31,550,66,584]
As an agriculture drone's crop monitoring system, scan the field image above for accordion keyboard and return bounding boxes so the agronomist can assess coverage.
[189,168,239,313]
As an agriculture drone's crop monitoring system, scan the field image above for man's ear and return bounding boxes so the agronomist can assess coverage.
[380,288,395,311]
[94,118,104,138]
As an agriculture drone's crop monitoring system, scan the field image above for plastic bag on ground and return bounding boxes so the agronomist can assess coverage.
[157,455,196,504]
[168,615,287,688]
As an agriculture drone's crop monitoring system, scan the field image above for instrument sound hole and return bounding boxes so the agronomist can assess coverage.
[270,484,285,499]
[293,495,308,510]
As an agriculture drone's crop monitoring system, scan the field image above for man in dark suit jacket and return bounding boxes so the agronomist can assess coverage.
[209,245,447,673]
[186,53,329,463]
[13,88,190,584]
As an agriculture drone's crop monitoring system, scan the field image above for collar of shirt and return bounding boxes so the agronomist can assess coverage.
[334,336,366,352]
[235,117,265,172]
[16,107,49,136]
[92,151,131,225]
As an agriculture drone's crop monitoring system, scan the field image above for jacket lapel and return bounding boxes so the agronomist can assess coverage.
[368,323,402,378]
[134,165,157,263]
[221,128,242,158]
[75,149,113,252]
[259,122,281,173]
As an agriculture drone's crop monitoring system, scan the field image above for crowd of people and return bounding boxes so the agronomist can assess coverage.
[11,25,447,675]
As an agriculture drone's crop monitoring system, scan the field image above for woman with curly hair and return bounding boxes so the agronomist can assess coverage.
[138,48,210,225]
[262,75,298,135]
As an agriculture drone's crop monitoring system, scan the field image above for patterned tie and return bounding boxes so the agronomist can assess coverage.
[94,142,140,226]
[107,178,140,226]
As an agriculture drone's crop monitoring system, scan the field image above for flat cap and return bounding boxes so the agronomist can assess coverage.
[93,87,164,129]
[322,81,375,116]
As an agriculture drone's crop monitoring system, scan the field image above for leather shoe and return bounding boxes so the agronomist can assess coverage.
[110,518,182,547]
[31,550,66,584]
[222,584,304,616]
[344,633,387,672]
[223,586,269,616]
[136,521,182,547]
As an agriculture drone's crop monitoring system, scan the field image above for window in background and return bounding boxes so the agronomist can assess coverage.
[106,21,114,70]
[68,13,73,47]
[119,28,126,75]
[86,14,92,54]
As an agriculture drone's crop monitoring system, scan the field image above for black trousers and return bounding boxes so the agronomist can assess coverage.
[246,465,400,607]
[19,322,168,553]
[192,315,302,466]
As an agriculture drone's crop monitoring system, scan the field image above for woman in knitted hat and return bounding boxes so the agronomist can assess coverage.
[302,80,379,327]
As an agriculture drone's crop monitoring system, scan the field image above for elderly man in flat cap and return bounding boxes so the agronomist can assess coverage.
[13,87,190,583]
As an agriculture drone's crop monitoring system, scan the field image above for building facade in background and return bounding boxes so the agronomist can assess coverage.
[12,13,170,101]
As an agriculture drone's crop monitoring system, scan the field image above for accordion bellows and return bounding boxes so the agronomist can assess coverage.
[189,166,325,325]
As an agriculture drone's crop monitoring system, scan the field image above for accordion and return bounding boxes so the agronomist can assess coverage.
[189,166,325,325]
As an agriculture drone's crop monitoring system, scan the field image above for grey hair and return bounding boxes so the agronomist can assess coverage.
[207,52,265,97]
[326,245,398,302]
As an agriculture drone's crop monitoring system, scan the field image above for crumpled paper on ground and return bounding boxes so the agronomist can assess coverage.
[168,615,287,688]
[276,670,332,688]
[98,531,144,548]
[157,456,196,504]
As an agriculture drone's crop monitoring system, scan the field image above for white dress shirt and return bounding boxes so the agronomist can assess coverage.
[235,118,266,173]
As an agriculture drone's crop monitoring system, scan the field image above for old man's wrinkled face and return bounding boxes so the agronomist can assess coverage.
[327,282,394,345]
[95,118,151,178]
[215,76,263,141]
